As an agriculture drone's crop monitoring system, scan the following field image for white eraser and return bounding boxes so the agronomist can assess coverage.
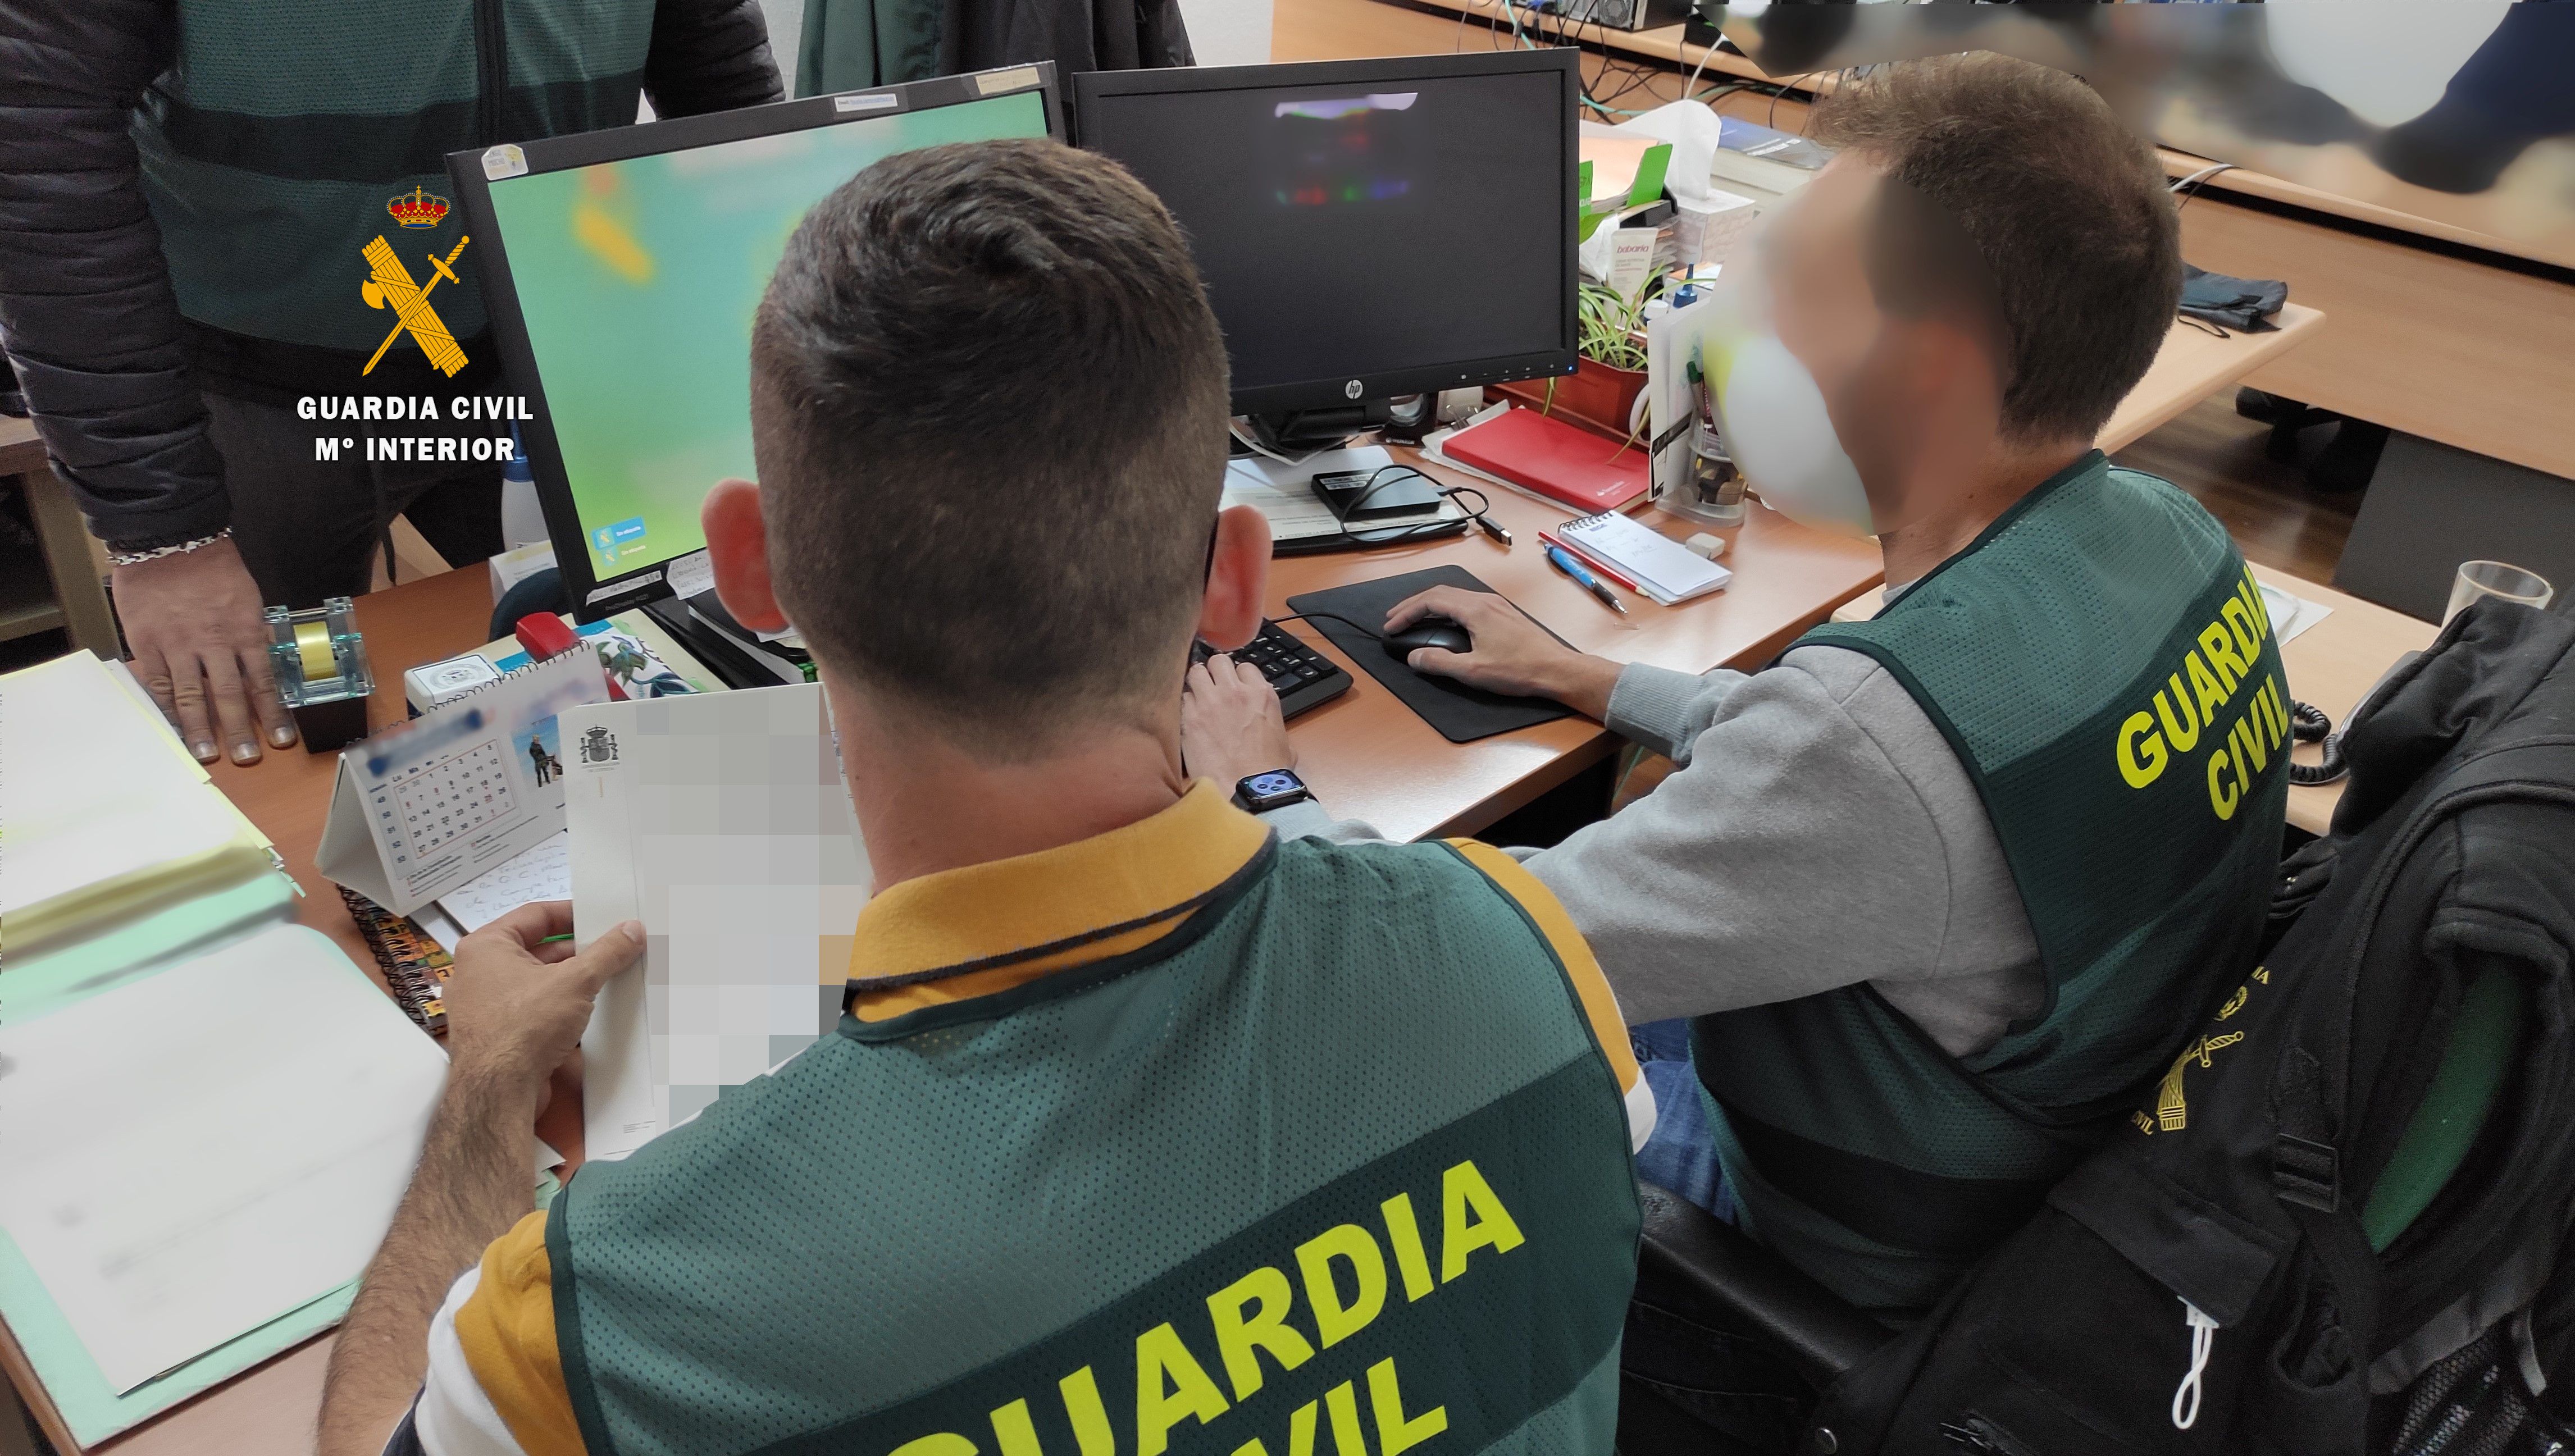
[1685,532,1728,560]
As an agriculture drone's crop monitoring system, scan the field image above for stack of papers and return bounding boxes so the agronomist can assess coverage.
[1552,510,1733,606]
[1,652,276,955]
[1223,445,1462,545]
[0,924,445,1403]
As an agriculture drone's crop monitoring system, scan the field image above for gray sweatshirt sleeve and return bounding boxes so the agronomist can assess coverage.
[1258,649,2043,1057]
[1523,646,2044,1052]
[1256,661,1749,847]
[1600,663,1752,764]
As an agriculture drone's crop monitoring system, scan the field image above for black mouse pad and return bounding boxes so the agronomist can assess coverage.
[1285,565,1576,743]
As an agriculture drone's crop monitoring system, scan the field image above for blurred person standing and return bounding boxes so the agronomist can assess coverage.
[0,1,779,763]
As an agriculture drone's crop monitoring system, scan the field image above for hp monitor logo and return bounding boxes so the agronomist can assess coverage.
[1343,380,1363,400]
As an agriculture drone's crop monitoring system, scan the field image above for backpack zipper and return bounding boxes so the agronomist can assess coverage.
[1938,1414,2040,1456]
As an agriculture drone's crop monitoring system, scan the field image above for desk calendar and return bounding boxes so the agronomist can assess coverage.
[316,648,609,916]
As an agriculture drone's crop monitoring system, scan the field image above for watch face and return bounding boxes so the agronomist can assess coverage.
[1243,771,1304,800]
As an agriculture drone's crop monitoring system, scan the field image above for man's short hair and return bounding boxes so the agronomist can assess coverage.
[750,138,1228,750]
[1811,53,2181,444]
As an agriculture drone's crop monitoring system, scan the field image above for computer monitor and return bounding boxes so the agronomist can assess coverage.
[448,66,1063,620]
[1071,50,1579,441]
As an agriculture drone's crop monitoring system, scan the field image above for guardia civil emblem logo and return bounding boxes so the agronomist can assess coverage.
[359,216,471,377]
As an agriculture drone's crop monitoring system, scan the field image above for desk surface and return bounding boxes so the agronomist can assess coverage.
[2102,307,2322,455]
[2254,564,2440,837]
[12,182,2321,1456]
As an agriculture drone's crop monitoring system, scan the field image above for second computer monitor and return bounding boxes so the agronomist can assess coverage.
[1072,49,1579,419]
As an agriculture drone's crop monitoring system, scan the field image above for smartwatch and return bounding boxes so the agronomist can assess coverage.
[1234,769,1314,813]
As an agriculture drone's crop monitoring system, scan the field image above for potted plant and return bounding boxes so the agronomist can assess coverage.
[1500,282,1649,440]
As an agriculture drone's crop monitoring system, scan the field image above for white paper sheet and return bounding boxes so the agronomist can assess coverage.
[436,830,571,933]
[0,925,447,1391]
[2259,582,2335,645]
[564,686,871,1162]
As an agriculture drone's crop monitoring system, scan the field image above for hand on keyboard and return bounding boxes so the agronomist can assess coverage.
[1188,622,1353,721]
[1181,622,1353,793]
[1182,651,1297,793]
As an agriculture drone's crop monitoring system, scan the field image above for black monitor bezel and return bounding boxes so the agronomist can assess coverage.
[1069,48,1581,419]
[446,64,1065,622]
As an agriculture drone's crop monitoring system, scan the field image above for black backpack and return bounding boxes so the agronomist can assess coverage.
[1808,599,2575,1456]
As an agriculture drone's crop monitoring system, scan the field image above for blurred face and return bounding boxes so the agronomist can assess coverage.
[1708,153,2008,540]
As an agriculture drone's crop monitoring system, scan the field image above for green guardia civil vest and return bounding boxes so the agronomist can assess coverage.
[1695,451,2291,1316]
[131,0,654,360]
[547,837,1642,1456]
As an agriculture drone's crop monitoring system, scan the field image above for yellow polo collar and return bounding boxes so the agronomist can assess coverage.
[846,780,1271,1021]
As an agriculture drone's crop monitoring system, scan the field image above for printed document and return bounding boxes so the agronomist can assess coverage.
[564,685,870,1161]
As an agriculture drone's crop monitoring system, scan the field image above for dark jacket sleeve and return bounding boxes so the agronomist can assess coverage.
[0,0,231,550]
[645,0,786,118]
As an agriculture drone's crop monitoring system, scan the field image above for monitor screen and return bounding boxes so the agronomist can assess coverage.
[1074,52,1577,417]
[467,80,1053,598]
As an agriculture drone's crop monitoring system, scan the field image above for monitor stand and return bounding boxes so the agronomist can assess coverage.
[1239,402,1393,457]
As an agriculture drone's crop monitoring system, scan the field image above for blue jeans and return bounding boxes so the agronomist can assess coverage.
[1630,1019,1733,1223]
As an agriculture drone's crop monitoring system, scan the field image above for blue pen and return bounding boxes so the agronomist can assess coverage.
[1546,543,1628,616]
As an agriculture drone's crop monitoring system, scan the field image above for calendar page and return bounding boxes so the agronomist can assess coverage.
[316,649,610,917]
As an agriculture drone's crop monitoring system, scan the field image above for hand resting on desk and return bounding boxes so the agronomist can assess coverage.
[1384,586,1623,722]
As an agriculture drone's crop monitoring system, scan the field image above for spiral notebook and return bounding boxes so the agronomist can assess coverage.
[1555,510,1733,606]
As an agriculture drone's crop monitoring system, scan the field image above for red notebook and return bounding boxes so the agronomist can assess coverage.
[1441,408,1651,513]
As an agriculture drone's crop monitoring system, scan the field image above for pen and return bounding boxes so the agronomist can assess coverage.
[1538,532,1641,594]
[1546,543,1628,616]
[539,933,575,944]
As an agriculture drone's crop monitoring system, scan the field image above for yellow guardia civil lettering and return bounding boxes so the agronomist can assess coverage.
[2114,568,2288,822]
[1379,1193,1437,1302]
[1297,1224,1388,1348]
[1439,1160,1525,1282]
[904,1159,1521,1456]
[1209,1267,1317,1401]
[1137,1322,1233,1456]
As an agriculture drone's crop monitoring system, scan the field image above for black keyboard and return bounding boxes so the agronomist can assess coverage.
[1193,620,1353,720]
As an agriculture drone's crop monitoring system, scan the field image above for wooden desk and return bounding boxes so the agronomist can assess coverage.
[2101,308,2322,454]
[2253,564,2439,838]
[1274,460,1881,840]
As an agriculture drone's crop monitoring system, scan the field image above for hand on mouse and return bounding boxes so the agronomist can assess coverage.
[1182,651,1296,795]
[1384,587,1623,720]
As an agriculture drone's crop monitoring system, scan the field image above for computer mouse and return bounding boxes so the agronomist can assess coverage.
[1383,617,1474,660]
